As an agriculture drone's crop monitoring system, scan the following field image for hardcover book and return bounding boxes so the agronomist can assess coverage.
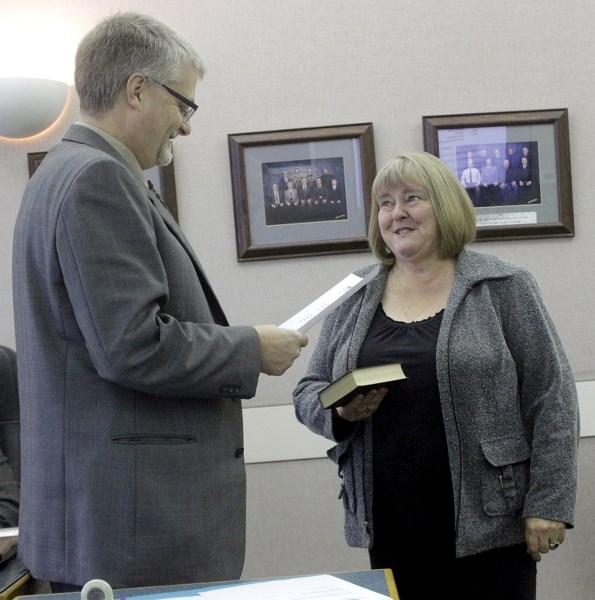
[319,363,406,410]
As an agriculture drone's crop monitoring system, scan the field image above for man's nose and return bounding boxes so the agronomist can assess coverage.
[179,121,191,136]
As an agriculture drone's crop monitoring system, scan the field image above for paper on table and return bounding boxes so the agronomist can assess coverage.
[0,527,18,563]
[280,265,381,333]
[195,574,391,599]
[0,527,18,538]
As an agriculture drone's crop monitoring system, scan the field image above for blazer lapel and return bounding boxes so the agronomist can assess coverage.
[63,126,229,326]
[146,187,229,326]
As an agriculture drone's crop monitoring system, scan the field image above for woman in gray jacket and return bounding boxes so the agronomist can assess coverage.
[293,152,579,600]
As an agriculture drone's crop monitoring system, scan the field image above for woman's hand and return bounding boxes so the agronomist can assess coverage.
[335,388,388,422]
[524,517,566,561]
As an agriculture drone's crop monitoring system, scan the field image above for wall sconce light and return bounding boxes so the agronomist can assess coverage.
[0,77,70,139]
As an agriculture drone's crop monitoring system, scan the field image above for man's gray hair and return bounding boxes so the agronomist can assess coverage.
[75,12,205,115]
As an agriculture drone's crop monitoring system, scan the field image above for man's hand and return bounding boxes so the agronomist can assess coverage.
[254,325,308,376]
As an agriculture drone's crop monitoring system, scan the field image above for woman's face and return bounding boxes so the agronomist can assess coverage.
[377,184,441,263]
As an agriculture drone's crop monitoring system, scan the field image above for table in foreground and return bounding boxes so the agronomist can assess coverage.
[0,557,49,600]
[16,569,399,600]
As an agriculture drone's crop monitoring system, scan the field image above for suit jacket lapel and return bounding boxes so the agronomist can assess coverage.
[63,125,229,326]
[145,188,228,324]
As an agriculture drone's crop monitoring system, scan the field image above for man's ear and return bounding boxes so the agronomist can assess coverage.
[126,73,146,110]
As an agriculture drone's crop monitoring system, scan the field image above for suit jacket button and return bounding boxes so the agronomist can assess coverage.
[234,447,244,458]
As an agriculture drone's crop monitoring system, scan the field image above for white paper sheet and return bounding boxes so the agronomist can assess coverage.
[0,527,18,538]
[280,266,381,333]
[189,574,391,599]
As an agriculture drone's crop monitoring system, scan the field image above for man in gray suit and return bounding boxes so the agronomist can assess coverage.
[12,12,307,592]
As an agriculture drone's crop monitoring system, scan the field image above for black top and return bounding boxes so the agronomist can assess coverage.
[358,307,455,546]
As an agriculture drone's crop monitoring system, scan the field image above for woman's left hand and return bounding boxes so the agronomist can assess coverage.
[335,388,387,422]
[524,517,566,561]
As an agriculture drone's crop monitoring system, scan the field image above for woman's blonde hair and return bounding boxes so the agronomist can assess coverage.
[368,151,476,265]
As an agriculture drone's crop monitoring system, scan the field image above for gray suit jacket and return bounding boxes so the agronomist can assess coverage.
[12,125,261,587]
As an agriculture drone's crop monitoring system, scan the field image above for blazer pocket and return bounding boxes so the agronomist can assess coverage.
[480,436,530,516]
[112,434,197,444]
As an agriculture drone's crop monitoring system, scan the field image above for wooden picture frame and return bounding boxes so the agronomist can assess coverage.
[422,109,574,241]
[27,152,48,178]
[27,152,179,222]
[228,123,376,261]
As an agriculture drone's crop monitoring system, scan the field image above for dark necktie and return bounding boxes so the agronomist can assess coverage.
[148,180,169,212]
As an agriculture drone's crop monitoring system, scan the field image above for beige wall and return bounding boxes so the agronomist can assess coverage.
[1,1,594,598]
[2,0,595,388]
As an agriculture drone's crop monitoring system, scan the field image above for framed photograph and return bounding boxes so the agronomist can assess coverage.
[228,122,376,261]
[27,152,179,222]
[422,109,574,241]
[27,151,48,177]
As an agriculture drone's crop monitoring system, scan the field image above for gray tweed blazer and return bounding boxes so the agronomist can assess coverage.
[293,248,579,557]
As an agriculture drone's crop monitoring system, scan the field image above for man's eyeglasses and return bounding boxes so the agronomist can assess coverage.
[146,77,198,123]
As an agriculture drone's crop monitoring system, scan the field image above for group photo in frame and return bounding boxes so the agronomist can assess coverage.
[228,123,376,261]
[27,152,179,222]
[422,109,574,241]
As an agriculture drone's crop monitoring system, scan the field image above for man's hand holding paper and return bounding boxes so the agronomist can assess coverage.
[254,325,308,375]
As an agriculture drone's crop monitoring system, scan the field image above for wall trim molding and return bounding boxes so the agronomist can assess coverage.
[243,381,595,464]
